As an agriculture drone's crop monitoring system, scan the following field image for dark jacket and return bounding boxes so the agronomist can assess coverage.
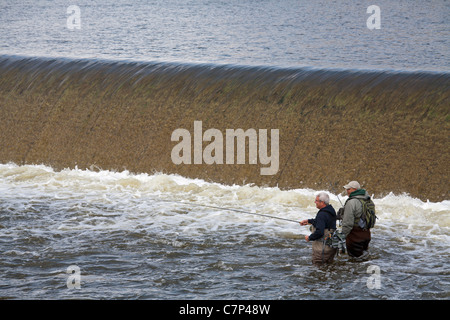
[308,204,337,241]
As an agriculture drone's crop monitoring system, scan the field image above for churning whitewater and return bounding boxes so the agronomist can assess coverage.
[0,163,448,299]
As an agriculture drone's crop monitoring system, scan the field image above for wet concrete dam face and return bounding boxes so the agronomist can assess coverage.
[0,56,448,201]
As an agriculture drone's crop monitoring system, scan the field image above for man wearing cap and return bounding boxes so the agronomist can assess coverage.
[341,181,372,258]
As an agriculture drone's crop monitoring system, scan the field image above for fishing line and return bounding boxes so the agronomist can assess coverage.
[153,197,300,224]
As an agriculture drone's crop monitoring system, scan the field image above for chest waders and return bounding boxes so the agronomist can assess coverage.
[310,226,339,264]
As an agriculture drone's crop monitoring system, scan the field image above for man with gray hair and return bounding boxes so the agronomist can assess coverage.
[300,192,337,264]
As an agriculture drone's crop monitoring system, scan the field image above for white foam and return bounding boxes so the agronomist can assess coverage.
[1,164,448,239]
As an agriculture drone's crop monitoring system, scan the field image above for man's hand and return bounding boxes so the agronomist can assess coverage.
[299,219,309,226]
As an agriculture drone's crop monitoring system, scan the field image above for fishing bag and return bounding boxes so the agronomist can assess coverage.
[325,230,346,254]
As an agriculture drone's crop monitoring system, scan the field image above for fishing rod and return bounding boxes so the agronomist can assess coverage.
[154,198,300,224]
[337,194,345,207]
[328,180,346,209]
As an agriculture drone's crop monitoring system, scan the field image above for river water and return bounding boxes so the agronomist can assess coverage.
[0,0,448,71]
[0,0,448,301]
[0,164,448,299]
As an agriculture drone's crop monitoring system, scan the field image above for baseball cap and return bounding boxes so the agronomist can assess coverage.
[343,181,361,189]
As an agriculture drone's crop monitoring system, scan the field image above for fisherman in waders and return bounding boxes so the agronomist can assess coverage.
[300,192,337,264]
[341,181,373,258]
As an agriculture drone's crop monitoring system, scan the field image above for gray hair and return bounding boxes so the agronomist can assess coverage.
[316,192,330,205]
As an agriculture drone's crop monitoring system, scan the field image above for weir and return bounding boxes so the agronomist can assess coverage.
[0,55,448,201]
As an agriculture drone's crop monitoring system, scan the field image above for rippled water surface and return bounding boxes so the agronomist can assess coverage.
[0,0,448,71]
[0,164,448,299]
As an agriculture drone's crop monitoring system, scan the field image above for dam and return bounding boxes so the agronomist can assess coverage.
[0,55,448,201]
